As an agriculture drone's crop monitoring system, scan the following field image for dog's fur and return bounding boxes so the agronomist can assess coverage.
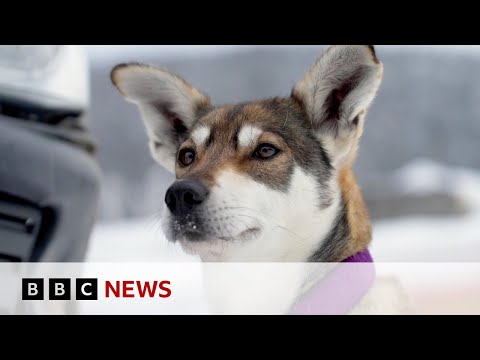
[111,45,417,314]
[111,45,383,263]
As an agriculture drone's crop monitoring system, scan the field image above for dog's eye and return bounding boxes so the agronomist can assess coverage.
[178,148,195,166]
[253,144,280,160]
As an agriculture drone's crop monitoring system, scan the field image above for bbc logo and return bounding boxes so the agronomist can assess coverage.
[22,278,98,300]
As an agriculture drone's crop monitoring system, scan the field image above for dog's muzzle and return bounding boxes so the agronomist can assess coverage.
[165,180,209,217]
[163,179,262,246]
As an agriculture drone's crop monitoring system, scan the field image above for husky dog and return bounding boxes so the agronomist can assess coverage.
[112,45,381,263]
[111,45,415,314]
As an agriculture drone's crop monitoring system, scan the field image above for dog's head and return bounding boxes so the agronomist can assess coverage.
[111,45,383,262]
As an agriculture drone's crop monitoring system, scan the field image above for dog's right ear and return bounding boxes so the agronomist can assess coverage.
[111,63,211,172]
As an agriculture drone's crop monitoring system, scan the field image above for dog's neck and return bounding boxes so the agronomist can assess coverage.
[304,166,372,262]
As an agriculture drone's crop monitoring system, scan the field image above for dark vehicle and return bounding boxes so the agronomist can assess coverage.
[0,45,100,262]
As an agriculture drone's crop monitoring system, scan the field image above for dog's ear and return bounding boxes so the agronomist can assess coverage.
[111,63,211,172]
[292,45,383,168]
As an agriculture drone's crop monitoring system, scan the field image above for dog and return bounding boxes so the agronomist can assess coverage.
[111,45,414,314]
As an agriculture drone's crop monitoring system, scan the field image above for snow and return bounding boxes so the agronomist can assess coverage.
[394,158,480,207]
[370,160,480,261]
[371,213,480,262]
[87,216,197,262]
[87,160,480,263]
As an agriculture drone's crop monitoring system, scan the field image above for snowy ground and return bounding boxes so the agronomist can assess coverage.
[87,160,480,263]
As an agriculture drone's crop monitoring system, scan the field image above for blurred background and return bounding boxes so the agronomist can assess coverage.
[83,45,480,262]
[1,45,478,264]
[0,45,478,315]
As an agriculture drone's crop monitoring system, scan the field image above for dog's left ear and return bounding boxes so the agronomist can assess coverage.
[292,45,383,168]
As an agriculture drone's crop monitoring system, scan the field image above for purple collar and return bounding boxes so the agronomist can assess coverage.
[342,248,374,263]
[288,249,375,315]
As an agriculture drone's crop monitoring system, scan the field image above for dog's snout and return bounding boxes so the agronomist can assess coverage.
[165,180,209,216]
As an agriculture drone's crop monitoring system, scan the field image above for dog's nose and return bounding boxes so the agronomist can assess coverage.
[165,180,209,216]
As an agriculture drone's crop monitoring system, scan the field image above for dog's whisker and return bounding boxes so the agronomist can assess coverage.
[273,225,307,241]
[144,213,160,229]
[145,213,165,234]
[228,204,308,240]
[235,213,306,242]
[227,205,277,220]
[298,188,318,193]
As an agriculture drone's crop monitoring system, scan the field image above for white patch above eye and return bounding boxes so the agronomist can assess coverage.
[238,125,263,148]
[191,126,210,147]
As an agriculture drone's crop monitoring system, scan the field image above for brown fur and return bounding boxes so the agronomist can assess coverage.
[338,167,372,258]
